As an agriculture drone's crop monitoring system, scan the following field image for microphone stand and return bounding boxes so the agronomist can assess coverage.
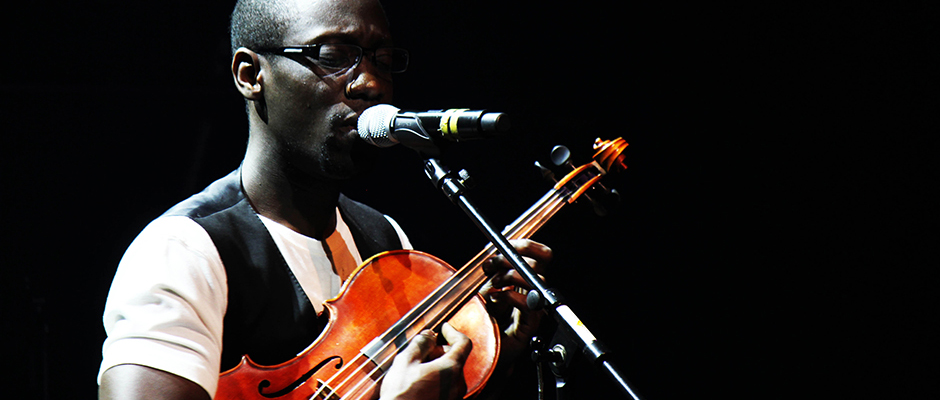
[422,157,642,399]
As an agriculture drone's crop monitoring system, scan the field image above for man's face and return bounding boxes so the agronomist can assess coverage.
[261,0,393,181]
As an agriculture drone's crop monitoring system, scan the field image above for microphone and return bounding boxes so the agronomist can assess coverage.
[357,104,510,151]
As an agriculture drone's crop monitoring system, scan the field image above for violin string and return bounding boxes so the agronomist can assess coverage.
[325,189,574,399]
[315,247,505,399]
[339,158,609,398]
[313,178,584,399]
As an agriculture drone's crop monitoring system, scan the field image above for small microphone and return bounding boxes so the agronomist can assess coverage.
[357,104,510,150]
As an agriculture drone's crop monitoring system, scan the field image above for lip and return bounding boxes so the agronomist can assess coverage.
[334,124,356,138]
[333,114,361,141]
[340,112,359,128]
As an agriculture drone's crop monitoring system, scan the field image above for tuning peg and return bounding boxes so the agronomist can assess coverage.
[550,145,575,169]
[534,161,557,183]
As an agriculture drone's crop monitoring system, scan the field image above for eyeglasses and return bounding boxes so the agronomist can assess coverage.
[259,44,409,76]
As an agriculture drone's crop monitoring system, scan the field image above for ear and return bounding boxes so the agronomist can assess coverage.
[232,47,264,100]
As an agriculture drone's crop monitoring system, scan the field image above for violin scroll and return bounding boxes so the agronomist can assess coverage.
[592,137,628,174]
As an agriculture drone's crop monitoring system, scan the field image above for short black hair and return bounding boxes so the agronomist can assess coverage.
[230,0,294,54]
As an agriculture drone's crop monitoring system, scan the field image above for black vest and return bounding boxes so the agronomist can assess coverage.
[162,170,403,370]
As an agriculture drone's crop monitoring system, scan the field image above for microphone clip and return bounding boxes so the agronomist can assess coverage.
[424,159,473,203]
[390,112,444,157]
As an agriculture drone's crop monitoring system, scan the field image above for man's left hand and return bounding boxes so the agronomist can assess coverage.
[479,239,552,363]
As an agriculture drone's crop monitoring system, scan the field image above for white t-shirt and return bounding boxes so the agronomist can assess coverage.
[97,209,410,398]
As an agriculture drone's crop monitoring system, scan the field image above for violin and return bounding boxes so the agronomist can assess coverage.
[215,138,628,400]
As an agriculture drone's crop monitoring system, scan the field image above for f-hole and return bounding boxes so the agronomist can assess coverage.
[257,356,344,398]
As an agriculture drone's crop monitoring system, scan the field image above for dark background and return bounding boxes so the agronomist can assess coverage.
[3,1,936,399]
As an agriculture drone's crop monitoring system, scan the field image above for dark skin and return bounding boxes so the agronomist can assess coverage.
[99,0,550,399]
[100,365,211,400]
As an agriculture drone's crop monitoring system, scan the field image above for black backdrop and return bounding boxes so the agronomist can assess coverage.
[3,1,936,399]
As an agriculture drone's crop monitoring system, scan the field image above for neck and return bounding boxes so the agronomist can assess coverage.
[241,139,342,240]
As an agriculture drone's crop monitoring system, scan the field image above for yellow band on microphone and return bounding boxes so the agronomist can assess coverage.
[439,109,469,140]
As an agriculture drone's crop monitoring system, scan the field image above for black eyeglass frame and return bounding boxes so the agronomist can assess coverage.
[257,44,410,76]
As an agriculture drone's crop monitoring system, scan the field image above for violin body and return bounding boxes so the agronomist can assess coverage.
[216,250,499,400]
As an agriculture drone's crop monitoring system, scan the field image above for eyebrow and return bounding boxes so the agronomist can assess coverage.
[304,32,355,44]
[303,31,394,48]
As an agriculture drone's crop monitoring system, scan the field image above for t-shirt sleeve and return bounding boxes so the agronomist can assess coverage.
[98,215,228,398]
[384,214,412,250]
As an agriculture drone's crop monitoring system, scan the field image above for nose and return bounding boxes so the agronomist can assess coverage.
[344,60,392,103]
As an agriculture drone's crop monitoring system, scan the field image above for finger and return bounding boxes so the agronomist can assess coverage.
[439,323,472,365]
[490,269,548,291]
[481,254,525,275]
[488,253,549,278]
[509,239,553,266]
[401,330,437,363]
[482,255,501,276]
[483,240,552,276]
[506,307,543,342]
[491,288,530,310]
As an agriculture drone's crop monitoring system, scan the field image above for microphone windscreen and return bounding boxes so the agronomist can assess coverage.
[357,104,400,147]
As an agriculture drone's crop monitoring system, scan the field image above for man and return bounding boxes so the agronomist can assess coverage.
[97,0,550,399]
